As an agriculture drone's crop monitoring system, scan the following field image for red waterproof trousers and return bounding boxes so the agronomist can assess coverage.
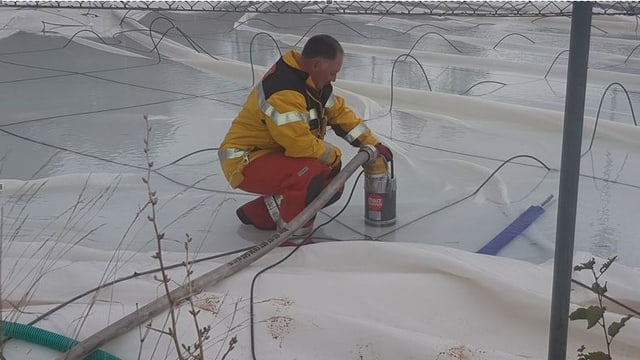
[236,152,343,230]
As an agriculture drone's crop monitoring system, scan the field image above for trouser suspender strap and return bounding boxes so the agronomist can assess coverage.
[263,195,284,227]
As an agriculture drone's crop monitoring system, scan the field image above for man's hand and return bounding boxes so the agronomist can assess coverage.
[375,143,393,162]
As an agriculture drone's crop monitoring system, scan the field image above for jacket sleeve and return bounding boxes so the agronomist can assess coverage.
[263,89,341,166]
[325,93,379,147]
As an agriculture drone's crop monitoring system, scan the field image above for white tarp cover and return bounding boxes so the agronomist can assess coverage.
[2,241,639,360]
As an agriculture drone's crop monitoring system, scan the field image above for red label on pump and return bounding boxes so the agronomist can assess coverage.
[367,194,383,211]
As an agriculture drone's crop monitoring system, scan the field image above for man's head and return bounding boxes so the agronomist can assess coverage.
[300,34,344,89]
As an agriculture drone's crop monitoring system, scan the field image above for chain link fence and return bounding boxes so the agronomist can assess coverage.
[1,1,639,16]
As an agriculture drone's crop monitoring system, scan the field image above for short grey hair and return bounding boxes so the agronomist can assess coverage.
[301,34,344,60]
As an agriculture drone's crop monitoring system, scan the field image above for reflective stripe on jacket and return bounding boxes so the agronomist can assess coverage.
[219,50,378,188]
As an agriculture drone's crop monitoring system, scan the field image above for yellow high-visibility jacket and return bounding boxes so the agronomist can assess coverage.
[219,50,379,188]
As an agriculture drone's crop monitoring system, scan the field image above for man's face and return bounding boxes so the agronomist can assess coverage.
[310,53,343,89]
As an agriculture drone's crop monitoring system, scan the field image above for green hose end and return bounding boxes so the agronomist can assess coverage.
[1,321,121,360]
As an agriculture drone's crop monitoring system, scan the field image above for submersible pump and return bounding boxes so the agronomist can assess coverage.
[364,155,396,226]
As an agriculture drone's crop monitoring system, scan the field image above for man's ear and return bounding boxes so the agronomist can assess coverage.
[311,58,324,70]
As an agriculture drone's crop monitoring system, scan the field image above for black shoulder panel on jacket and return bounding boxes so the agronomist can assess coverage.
[262,57,308,100]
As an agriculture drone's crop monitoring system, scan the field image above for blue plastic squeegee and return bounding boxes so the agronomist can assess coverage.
[477,195,554,256]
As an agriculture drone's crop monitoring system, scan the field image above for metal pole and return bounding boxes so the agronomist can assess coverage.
[547,2,592,360]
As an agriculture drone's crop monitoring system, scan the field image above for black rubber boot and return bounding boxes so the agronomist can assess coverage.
[235,196,277,230]
[236,207,252,225]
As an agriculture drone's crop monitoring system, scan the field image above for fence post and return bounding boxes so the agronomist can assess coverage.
[547,2,592,359]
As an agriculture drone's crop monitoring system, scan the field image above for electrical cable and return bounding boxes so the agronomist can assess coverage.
[248,32,283,86]
[391,137,640,191]
[403,31,463,55]
[388,53,433,115]
[61,29,119,48]
[315,153,553,242]
[246,153,548,358]
[20,246,254,329]
[0,26,254,131]
[0,16,250,122]
[581,82,638,158]
[244,158,639,360]
[0,126,249,195]
[0,57,239,106]
[375,154,551,239]
[292,18,368,48]
[146,14,219,60]
[249,170,364,360]
[154,147,219,170]
[571,278,640,317]
[0,97,193,128]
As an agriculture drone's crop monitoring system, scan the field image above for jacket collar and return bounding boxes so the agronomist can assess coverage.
[282,50,319,90]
